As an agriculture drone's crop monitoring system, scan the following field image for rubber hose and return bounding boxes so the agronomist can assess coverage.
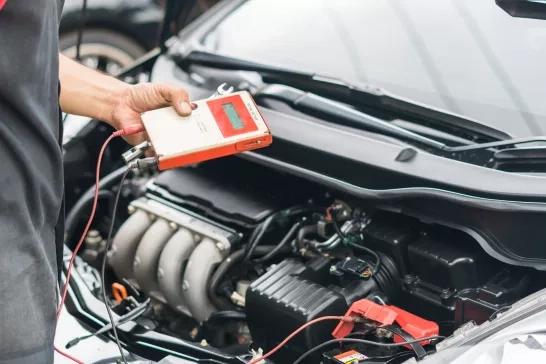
[253,222,300,264]
[242,205,320,262]
[64,190,114,245]
[65,166,128,243]
[332,217,346,239]
[195,311,247,341]
[296,224,317,250]
[208,245,277,310]
[243,214,276,262]
[205,310,247,323]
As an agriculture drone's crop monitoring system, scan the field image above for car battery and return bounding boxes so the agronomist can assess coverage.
[324,349,369,363]
[322,348,414,364]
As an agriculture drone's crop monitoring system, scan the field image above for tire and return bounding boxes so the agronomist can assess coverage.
[59,29,147,75]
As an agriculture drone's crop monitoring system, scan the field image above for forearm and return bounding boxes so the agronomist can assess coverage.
[59,53,130,124]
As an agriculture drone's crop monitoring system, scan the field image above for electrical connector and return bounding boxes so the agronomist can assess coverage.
[250,348,265,364]
[65,338,81,350]
[122,140,151,164]
[230,291,246,307]
[113,124,144,137]
[128,157,158,171]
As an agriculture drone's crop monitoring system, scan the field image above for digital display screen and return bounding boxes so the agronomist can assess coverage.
[222,102,244,129]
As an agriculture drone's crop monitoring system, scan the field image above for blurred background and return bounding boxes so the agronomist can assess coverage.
[60,0,546,139]
[60,0,220,75]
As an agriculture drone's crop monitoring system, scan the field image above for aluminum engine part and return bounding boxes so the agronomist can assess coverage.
[182,237,227,322]
[107,196,237,321]
[157,229,198,316]
[132,219,175,299]
[108,210,153,280]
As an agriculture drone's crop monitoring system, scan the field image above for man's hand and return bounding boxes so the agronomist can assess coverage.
[59,54,192,145]
[104,83,192,145]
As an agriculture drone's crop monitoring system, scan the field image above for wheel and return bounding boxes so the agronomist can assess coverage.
[60,29,147,75]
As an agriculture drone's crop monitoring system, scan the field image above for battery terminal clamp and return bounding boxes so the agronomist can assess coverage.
[122,141,151,164]
[332,299,439,347]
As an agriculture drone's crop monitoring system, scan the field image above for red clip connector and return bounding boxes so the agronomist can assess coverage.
[332,299,439,347]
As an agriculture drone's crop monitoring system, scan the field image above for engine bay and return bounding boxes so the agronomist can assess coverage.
[67,155,546,364]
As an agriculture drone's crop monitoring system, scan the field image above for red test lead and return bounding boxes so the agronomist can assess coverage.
[54,124,145,364]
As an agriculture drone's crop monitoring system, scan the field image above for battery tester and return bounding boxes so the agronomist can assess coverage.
[139,85,272,170]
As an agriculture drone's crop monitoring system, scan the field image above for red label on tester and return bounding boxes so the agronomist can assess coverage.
[206,94,258,138]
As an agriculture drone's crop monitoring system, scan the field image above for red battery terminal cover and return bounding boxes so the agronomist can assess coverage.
[332,299,439,347]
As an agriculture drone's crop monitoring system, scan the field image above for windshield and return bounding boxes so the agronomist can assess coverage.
[202,0,546,137]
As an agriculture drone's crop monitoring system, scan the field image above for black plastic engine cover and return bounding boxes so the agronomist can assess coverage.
[407,231,502,291]
[245,259,350,363]
[148,157,312,229]
[400,228,529,331]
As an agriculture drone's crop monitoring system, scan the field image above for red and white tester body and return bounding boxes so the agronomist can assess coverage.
[141,91,272,170]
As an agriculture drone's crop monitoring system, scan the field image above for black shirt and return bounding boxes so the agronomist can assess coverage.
[0,0,66,360]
